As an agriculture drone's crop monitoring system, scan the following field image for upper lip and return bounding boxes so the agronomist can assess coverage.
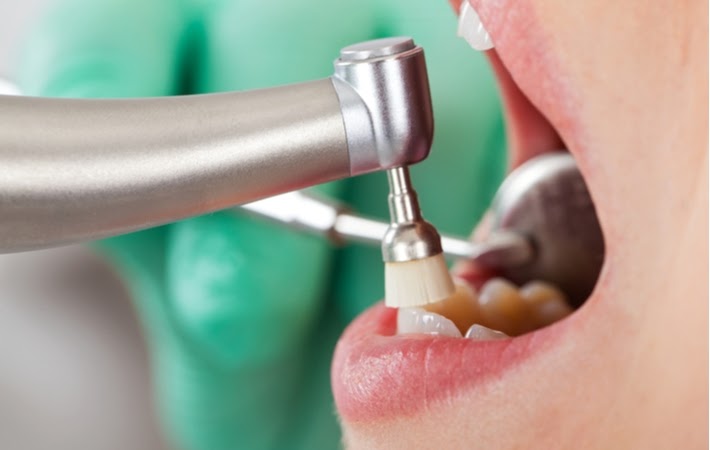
[331,1,602,422]
[466,0,590,173]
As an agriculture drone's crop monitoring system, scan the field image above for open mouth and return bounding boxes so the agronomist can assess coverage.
[332,1,611,423]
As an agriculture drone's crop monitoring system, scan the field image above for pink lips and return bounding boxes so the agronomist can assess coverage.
[331,300,575,422]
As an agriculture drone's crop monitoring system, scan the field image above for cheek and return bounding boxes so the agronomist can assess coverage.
[535,0,698,245]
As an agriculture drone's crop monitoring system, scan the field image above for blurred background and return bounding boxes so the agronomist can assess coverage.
[0,1,168,448]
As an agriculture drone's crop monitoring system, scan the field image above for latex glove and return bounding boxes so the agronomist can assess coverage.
[19,0,505,449]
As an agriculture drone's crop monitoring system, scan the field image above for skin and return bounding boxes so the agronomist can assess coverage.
[338,0,708,448]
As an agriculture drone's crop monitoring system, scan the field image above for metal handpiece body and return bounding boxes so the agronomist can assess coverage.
[0,37,432,253]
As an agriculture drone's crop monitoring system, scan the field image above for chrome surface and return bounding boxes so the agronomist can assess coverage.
[241,191,346,244]
[0,37,435,253]
[333,37,433,174]
[467,230,533,268]
[0,80,349,252]
[381,166,443,262]
[241,191,531,266]
[491,152,605,306]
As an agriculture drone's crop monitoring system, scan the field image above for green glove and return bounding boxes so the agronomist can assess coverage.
[19,1,505,449]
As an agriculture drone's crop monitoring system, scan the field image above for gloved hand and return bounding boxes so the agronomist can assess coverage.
[19,0,505,449]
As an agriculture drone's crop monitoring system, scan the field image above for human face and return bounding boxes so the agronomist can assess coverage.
[332,1,708,448]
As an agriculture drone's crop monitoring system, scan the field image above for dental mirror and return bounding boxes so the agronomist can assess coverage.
[489,151,605,307]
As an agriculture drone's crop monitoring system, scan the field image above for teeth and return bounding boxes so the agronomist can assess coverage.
[397,307,462,338]
[519,281,574,328]
[423,281,480,336]
[465,324,508,340]
[457,1,494,51]
[477,278,529,336]
[397,278,575,339]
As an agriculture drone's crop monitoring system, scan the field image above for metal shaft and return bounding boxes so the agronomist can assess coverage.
[0,80,349,252]
[0,37,434,253]
[240,190,533,267]
[336,212,530,267]
[386,166,421,223]
[381,166,444,262]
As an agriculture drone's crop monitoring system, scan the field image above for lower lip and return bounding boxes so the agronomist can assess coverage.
[331,299,578,422]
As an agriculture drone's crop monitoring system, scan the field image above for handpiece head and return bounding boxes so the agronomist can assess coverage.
[332,37,434,176]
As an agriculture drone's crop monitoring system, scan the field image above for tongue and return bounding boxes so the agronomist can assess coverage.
[487,51,564,168]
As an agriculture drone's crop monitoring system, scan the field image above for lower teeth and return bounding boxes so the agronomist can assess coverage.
[464,324,508,340]
[395,277,573,339]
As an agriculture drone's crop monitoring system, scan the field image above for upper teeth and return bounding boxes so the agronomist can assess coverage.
[457,1,494,51]
[397,307,462,338]
[396,278,573,339]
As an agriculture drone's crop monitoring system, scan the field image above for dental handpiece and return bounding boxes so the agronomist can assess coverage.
[242,187,531,266]
[243,152,604,306]
[0,37,432,253]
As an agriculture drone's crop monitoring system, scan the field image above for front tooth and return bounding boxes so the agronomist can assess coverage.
[457,1,494,51]
[423,281,481,334]
[477,278,528,336]
[397,308,463,338]
[465,324,509,340]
